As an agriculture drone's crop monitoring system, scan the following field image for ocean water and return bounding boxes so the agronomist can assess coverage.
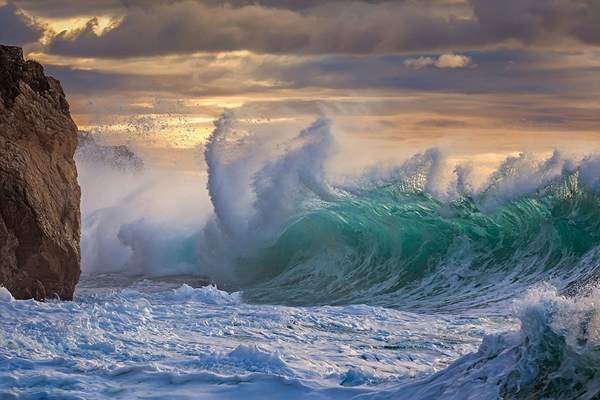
[2,114,600,399]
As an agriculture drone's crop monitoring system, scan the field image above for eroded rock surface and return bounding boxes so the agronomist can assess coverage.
[0,45,81,300]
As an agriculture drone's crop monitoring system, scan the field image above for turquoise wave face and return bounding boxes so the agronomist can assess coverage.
[235,170,600,310]
[201,115,600,310]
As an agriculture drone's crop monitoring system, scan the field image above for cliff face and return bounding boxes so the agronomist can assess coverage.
[0,45,81,300]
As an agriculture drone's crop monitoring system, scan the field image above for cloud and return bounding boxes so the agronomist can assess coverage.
[43,49,595,101]
[39,0,600,59]
[403,56,435,69]
[0,0,598,59]
[47,0,465,58]
[404,53,473,69]
[49,2,319,57]
[435,53,473,68]
[417,119,468,128]
[0,3,44,46]
[470,0,600,45]
[11,0,402,17]
[11,0,124,18]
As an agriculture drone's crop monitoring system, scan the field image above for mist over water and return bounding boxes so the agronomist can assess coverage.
[76,111,600,308]
[3,0,600,394]
[76,143,211,277]
[48,111,600,399]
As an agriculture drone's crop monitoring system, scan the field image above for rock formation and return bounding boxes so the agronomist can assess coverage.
[0,45,81,300]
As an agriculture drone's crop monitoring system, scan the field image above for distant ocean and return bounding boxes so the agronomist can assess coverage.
[2,114,600,399]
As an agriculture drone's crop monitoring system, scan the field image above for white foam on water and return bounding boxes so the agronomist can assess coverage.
[0,281,512,399]
[356,285,600,399]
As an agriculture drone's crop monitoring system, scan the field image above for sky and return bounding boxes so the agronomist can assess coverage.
[1,0,600,166]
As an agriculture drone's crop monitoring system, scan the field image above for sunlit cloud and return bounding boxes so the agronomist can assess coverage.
[1,0,599,154]
[403,53,474,69]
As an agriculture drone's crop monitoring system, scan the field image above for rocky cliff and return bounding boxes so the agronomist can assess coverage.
[0,45,81,300]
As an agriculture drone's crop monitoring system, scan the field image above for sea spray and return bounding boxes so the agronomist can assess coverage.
[362,285,600,399]
[76,139,209,276]
[200,111,336,285]
[76,113,600,310]
[199,123,600,309]
[7,112,600,399]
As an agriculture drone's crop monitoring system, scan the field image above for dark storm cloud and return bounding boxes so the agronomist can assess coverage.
[0,3,43,46]
[12,0,125,18]
[46,0,472,57]
[470,0,600,45]
[462,48,546,64]
[47,49,599,105]
[250,52,591,95]
[45,62,276,98]
[13,0,400,16]
[42,0,600,58]
[45,65,129,94]
[45,64,216,97]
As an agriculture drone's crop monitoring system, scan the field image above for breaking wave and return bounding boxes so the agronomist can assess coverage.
[8,112,600,400]
[201,112,600,310]
[75,111,600,312]
[363,286,600,399]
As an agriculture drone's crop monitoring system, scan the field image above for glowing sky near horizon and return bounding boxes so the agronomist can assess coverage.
[1,0,600,163]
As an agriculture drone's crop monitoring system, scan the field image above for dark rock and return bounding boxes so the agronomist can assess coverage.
[0,45,81,301]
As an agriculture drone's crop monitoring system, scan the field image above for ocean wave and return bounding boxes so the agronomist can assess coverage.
[201,114,600,309]
[362,285,600,399]
[77,112,600,311]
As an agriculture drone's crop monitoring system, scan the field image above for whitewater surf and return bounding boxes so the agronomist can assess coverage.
[2,113,600,399]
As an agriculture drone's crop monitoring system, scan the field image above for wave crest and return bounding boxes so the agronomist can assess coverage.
[200,116,600,309]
